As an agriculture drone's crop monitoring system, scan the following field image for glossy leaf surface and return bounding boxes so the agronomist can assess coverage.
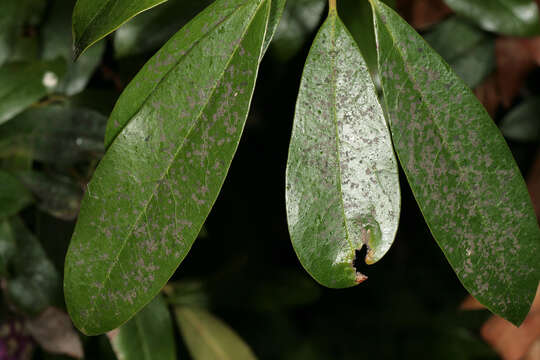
[65,0,271,335]
[424,17,495,88]
[109,295,176,360]
[72,0,169,58]
[286,11,400,288]
[0,60,65,126]
[175,306,257,360]
[443,0,540,37]
[371,0,540,325]
[500,96,540,142]
[0,171,33,219]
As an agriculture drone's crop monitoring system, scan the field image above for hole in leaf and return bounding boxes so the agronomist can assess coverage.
[352,246,368,284]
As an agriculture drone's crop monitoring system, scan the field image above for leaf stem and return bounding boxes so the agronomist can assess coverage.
[329,0,337,13]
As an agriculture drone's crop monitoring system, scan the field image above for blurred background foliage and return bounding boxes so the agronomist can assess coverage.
[0,0,539,359]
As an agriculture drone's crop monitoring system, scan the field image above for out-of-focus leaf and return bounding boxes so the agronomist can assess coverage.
[72,0,169,58]
[26,307,83,359]
[424,17,495,88]
[108,295,176,360]
[0,0,23,66]
[17,171,82,221]
[163,280,210,308]
[64,0,271,335]
[0,60,65,126]
[114,0,213,58]
[175,306,257,360]
[500,96,540,142]
[371,0,540,325]
[339,0,395,76]
[286,10,400,288]
[0,220,16,276]
[0,106,106,164]
[0,171,33,219]
[271,0,325,62]
[396,0,451,29]
[443,0,540,37]
[5,218,61,316]
[43,0,105,96]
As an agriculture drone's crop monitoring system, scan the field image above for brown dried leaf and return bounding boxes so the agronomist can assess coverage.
[474,73,501,117]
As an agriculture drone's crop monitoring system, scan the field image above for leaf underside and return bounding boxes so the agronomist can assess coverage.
[286,11,400,289]
[64,0,271,335]
[372,0,540,325]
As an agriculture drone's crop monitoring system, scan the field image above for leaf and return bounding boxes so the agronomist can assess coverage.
[64,0,271,335]
[500,96,540,142]
[26,307,84,359]
[0,60,66,126]
[0,105,106,165]
[72,0,169,59]
[285,10,400,288]
[371,0,540,325]
[43,0,105,96]
[0,0,24,66]
[0,220,16,276]
[175,306,257,360]
[0,171,33,219]
[5,218,61,316]
[108,295,176,360]
[270,0,326,62]
[424,17,495,88]
[17,171,82,221]
[263,0,287,53]
[443,0,540,37]
[113,0,214,58]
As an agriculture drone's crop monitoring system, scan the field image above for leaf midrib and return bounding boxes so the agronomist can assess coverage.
[81,0,265,330]
[377,8,498,246]
[106,0,251,147]
[327,14,355,259]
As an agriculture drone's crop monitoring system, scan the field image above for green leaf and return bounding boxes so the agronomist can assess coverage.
[64,0,271,335]
[371,0,540,325]
[175,306,257,360]
[72,0,169,59]
[263,0,287,53]
[443,0,540,37]
[0,60,66,126]
[0,171,33,219]
[109,295,176,360]
[286,11,400,288]
[17,171,82,221]
[43,0,105,95]
[0,220,16,276]
[424,17,495,88]
[0,0,23,66]
[0,105,106,165]
[5,217,62,316]
[500,96,540,142]
[113,0,213,58]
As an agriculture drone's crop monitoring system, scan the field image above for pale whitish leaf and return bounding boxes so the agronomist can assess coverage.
[286,10,400,288]
[26,307,83,359]
[371,0,540,325]
[64,0,271,335]
[175,306,257,360]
